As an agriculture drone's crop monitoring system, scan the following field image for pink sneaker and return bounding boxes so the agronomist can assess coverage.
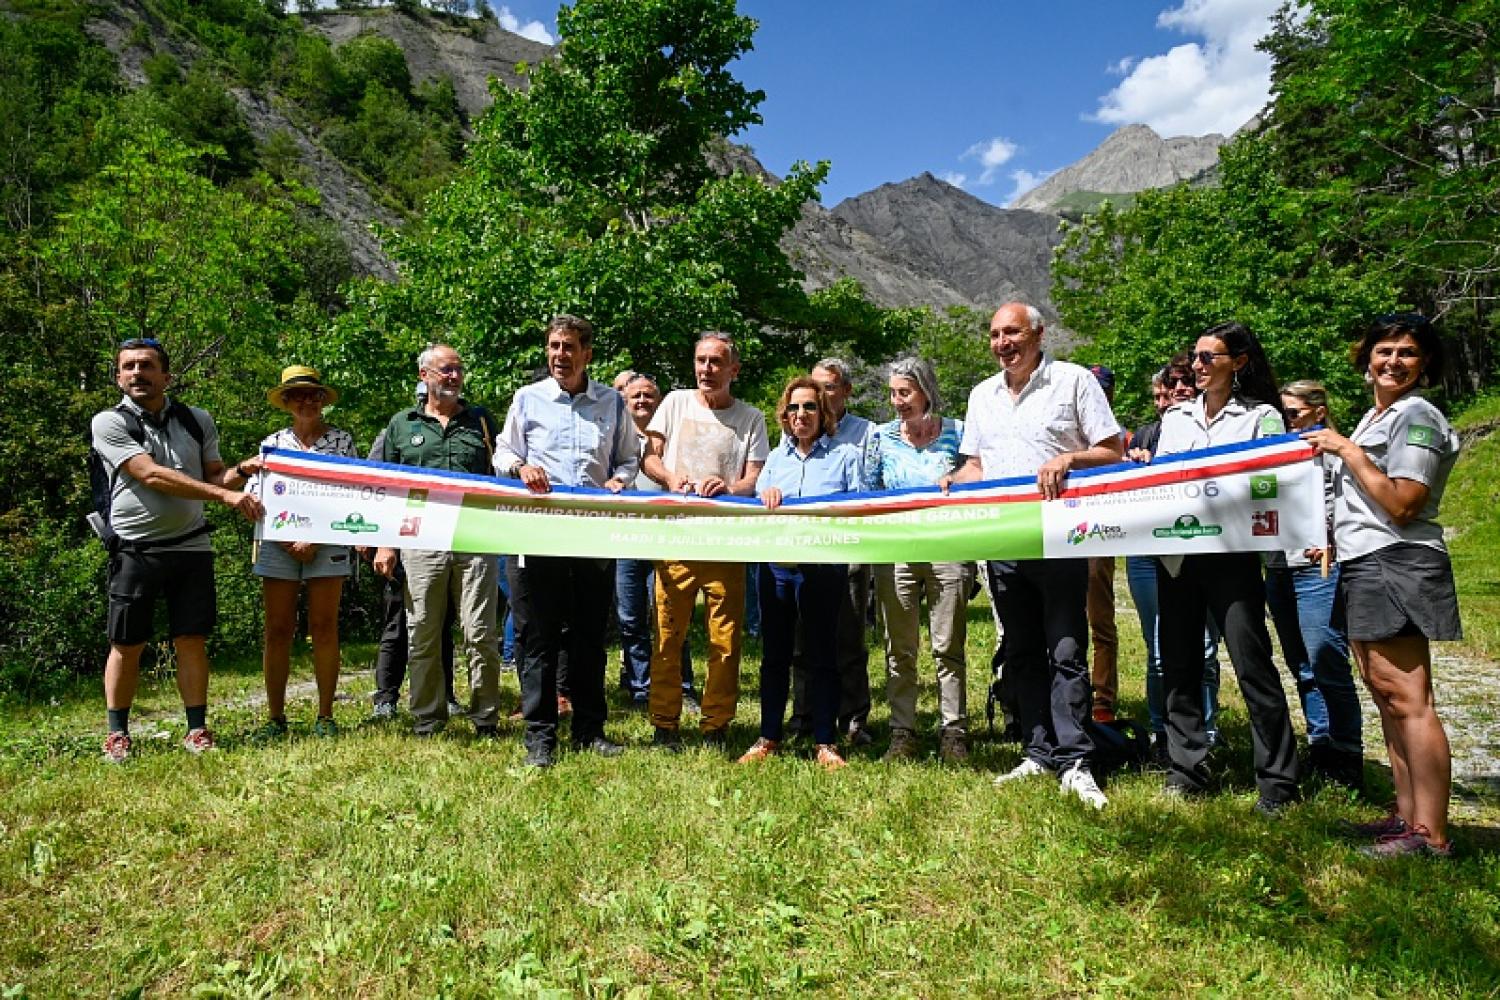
[182,727,215,755]
[1359,825,1452,859]
[103,731,132,764]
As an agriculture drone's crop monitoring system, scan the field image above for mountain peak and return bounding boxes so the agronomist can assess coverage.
[1013,123,1226,211]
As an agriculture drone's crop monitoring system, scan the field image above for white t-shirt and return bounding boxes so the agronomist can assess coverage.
[958,354,1121,478]
[646,390,770,486]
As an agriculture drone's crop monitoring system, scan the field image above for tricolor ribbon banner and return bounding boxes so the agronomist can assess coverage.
[255,435,1324,563]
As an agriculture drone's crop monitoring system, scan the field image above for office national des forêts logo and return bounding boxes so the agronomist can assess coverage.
[331,513,380,534]
[1152,514,1223,539]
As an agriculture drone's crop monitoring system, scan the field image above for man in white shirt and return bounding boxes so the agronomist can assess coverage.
[941,302,1122,809]
[641,332,769,750]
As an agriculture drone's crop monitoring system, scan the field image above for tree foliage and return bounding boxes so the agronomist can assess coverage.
[304,0,853,432]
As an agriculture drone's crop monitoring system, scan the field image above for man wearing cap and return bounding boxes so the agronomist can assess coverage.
[940,303,1123,810]
[373,344,504,738]
[495,315,638,767]
[92,338,265,763]
[1085,364,1123,723]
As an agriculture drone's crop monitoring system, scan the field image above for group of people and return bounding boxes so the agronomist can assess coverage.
[92,303,1463,856]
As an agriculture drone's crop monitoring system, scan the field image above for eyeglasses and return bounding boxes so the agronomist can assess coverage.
[784,402,820,414]
[429,364,463,376]
[1192,351,1233,365]
[1163,374,1196,388]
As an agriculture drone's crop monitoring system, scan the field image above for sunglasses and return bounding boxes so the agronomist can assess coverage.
[784,401,820,414]
[1163,374,1196,388]
[283,389,326,404]
[1192,350,1233,365]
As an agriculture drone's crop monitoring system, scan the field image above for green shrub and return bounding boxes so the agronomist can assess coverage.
[0,519,108,696]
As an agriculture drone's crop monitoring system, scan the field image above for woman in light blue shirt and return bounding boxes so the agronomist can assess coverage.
[738,376,862,770]
[869,357,975,763]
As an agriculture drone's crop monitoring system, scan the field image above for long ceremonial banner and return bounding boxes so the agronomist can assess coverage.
[254,435,1324,563]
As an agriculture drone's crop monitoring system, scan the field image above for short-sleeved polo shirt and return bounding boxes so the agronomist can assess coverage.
[90,396,222,552]
[1155,395,1285,458]
[381,405,496,476]
[958,354,1121,479]
[1334,393,1459,561]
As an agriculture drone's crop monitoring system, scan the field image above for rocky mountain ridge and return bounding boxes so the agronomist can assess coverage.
[1013,123,1227,213]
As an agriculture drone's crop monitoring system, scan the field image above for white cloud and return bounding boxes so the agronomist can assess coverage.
[1107,56,1137,76]
[496,5,555,44]
[960,137,1019,186]
[937,171,968,189]
[1093,0,1278,136]
[1005,168,1055,206]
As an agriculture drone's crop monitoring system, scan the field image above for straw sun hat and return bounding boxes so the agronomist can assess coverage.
[267,365,339,411]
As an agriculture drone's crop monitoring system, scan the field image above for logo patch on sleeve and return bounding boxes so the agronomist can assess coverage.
[1259,413,1284,435]
[1406,424,1438,449]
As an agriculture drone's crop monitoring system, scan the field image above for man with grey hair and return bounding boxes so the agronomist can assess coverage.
[785,358,880,746]
[641,331,769,750]
[374,343,504,738]
[941,302,1123,809]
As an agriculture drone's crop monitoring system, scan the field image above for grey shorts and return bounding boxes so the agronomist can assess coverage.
[1337,543,1462,642]
[253,540,353,581]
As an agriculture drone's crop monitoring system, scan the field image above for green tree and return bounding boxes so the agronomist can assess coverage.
[1053,136,1398,428]
[305,0,838,430]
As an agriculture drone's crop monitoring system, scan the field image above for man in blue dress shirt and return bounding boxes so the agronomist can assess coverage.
[494,315,640,767]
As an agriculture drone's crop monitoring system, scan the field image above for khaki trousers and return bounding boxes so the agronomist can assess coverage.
[403,548,501,733]
[650,560,744,733]
[875,561,973,732]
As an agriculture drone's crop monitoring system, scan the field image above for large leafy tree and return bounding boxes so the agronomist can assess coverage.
[305,0,841,434]
[1054,136,1398,428]
[1259,0,1500,387]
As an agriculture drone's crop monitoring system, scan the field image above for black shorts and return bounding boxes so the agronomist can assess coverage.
[1336,543,1462,643]
[107,549,217,645]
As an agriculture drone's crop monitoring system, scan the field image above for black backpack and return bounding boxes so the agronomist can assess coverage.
[86,400,211,554]
[1083,717,1152,776]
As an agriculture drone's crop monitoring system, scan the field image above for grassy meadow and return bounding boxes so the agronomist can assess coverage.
[3,404,1500,997]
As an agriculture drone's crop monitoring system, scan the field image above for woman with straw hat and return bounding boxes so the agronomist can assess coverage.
[254,366,357,739]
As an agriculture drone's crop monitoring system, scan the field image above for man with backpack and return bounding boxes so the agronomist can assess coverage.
[90,338,265,763]
[372,344,504,738]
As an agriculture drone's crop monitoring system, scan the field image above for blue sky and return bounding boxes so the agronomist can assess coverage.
[492,0,1280,208]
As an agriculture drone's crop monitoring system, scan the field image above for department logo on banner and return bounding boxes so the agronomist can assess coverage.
[1153,514,1223,539]
[1250,474,1278,499]
[1251,511,1280,536]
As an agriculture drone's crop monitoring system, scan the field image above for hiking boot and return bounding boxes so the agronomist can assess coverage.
[370,701,396,722]
[523,744,555,769]
[737,737,780,764]
[251,717,289,744]
[938,730,969,764]
[573,736,624,757]
[103,730,132,764]
[846,724,873,748]
[882,728,920,762]
[815,744,848,771]
[447,698,465,718]
[1060,762,1107,810]
[650,727,683,753]
[993,757,1050,786]
[313,716,338,739]
[1254,796,1294,819]
[1359,825,1452,859]
[182,727,215,755]
[1339,810,1409,839]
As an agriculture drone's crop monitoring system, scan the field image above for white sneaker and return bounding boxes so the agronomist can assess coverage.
[993,757,1050,786]
[1060,762,1108,810]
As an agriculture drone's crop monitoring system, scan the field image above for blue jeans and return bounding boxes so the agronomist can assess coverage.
[1126,556,1221,742]
[1265,564,1363,752]
[616,558,693,701]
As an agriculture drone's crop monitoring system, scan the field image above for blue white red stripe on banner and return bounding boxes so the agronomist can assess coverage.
[255,434,1325,563]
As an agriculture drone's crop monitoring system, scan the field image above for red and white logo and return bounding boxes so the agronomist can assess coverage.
[1251,511,1279,536]
[399,516,422,537]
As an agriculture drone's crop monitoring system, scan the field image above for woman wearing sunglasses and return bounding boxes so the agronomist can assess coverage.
[1149,323,1301,814]
[739,376,864,770]
[253,366,358,739]
[1302,315,1461,857]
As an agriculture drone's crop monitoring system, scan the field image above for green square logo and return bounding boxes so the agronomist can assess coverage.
[1406,424,1437,449]
[406,489,429,508]
[1250,474,1278,500]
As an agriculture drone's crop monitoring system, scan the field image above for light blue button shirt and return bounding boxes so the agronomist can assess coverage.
[493,377,639,488]
[756,434,862,500]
